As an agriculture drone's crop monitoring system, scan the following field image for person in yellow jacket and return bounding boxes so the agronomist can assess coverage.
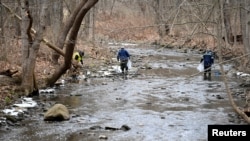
[72,50,84,65]
[70,50,84,79]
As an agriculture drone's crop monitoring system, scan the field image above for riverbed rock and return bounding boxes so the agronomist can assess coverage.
[44,104,70,121]
[99,135,108,139]
[120,124,131,131]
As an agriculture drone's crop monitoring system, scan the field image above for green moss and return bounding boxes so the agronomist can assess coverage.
[5,96,11,105]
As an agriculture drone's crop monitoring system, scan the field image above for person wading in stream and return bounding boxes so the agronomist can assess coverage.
[71,50,84,79]
[200,49,214,79]
[117,47,130,75]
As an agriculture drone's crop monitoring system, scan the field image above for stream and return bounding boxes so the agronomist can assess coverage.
[0,44,247,141]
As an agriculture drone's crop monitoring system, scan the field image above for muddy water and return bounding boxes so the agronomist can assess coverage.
[0,45,247,141]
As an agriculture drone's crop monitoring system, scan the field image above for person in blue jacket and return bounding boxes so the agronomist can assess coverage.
[117,47,130,74]
[200,49,214,78]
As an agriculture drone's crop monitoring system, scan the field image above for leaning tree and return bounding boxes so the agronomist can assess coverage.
[47,0,99,86]
[13,0,98,95]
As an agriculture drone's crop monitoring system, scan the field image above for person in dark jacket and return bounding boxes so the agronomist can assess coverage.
[117,47,130,74]
[200,49,214,78]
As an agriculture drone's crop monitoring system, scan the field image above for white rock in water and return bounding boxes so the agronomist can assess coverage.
[61,80,65,86]
[13,98,37,108]
[78,75,86,80]
[86,71,91,75]
[236,72,244,76]
[13,102,37,108]
[23,97,33,102]
[103,71,111,76]
[39,88,55,93]
[2,108,23,116]
[39,89,45,93]
[99,135,108,139]
[46,88,55,93]
[241,73,250,77]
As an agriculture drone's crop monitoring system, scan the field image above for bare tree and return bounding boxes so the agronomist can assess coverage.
[0,0,98,88]
[48,0,63,45]
[152,0,167,39]
[52,0,94,64]
[223,0,233,45]
[240,0,250,56]
[47,0,99,86]
[20,0,47,95]
[34,0,64,65]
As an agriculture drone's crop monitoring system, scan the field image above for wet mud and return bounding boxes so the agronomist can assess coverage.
[0,45,247,141]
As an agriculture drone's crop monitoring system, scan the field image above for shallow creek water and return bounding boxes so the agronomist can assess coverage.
[0,45,247,141]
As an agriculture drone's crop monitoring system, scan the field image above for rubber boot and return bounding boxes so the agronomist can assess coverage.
[203,73,207,80]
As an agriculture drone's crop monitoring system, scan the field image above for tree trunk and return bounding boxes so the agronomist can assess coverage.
[21,0,46,95]
[21,0,31,93]
[223,0,233,46]
[240,0,250,56]
[0,0,5,45]
[152,0,166,40]
[89,4,95,41]
[51,0,88,64]
[49,0,63,44]
[47,0,99,86]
